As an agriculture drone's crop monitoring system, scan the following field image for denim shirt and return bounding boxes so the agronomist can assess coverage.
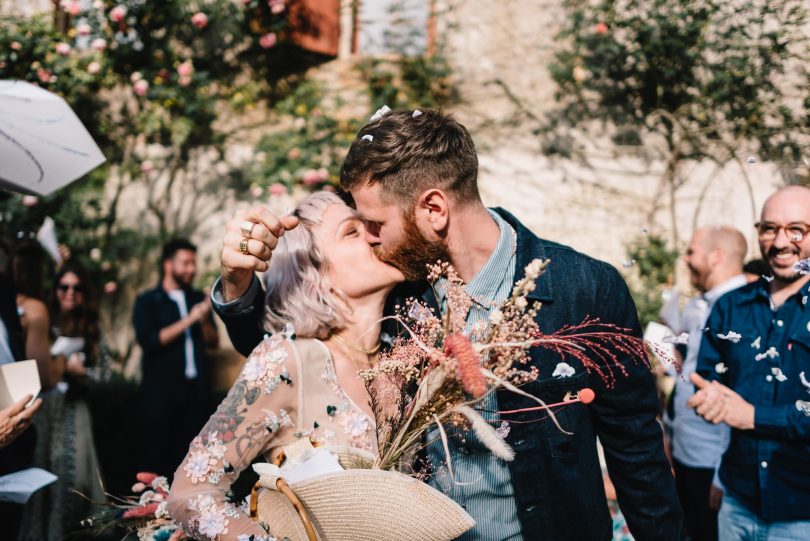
[696,277,810,521]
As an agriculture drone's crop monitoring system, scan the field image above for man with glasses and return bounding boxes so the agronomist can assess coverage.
[688,185,810,540]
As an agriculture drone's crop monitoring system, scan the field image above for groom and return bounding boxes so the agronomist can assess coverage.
[212,108,681,540]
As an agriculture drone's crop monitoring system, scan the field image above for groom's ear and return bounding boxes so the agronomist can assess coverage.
[417,189,450,233]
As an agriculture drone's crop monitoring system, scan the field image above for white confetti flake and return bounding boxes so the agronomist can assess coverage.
[369,105,392,122]
[755,347,779,361]
[361,134,373,142]
[750,336,761,350]
[621,259,636,268]
[799,371,810,392]
[762,275,774,283]
[552,362,576,378]
[771,367,787,382]
[794,258,810,275]
[796,400,810,416]
[663,332,689,345]
[717,331,742,343]
[715,362,728,374]
[412,109,422,118]
[746,156,757,164]
[802,296,807,305]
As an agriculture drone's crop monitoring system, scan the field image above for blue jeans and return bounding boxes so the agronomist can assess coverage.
[719,493,810,541]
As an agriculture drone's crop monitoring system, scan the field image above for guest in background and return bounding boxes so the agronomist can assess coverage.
[690,186,810,541]
[672,226,747,541]
[133,239,218,479]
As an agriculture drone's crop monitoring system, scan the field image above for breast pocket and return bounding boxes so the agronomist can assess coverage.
[526,372,590,461]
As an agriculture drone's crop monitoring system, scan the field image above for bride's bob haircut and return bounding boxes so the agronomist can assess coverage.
[263,191,347,339]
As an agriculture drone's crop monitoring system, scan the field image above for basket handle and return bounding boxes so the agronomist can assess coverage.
[250,438,320,541]
[250,477,318,541]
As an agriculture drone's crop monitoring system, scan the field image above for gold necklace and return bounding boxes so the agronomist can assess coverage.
[329,335,376,372]
[331,333,381,355]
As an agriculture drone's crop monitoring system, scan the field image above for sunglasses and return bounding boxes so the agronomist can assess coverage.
[58,284,83,293]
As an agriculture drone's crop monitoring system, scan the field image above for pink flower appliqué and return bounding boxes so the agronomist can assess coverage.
[184,450,215,483]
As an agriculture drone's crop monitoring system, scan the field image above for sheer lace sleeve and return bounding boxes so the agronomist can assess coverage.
[168,335,298,540]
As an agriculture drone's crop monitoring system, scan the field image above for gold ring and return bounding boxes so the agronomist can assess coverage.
[240,220,255,239]
[239,238,249,255]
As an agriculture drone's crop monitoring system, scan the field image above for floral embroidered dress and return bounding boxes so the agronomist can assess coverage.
[168,336,376,540]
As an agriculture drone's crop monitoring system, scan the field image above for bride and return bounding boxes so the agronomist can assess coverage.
[168,192,404,540]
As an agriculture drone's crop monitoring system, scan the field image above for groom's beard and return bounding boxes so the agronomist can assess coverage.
[374,211,450,282]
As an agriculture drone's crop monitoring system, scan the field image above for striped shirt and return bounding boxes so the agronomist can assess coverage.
[427,209,523,541]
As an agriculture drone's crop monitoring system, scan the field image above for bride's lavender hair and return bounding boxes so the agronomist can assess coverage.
[263,191,346,339]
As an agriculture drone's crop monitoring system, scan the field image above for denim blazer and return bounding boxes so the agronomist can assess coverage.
[217,208,682,540]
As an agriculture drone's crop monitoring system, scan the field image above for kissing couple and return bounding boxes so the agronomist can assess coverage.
[167,108,682,541]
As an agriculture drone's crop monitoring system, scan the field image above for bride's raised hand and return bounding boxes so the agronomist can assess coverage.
[220,206,299,301]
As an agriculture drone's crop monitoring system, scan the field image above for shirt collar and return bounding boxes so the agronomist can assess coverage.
[434,210,515,308]
[703,274,747,304]
[462,210,515,307]
[739,275,810,310]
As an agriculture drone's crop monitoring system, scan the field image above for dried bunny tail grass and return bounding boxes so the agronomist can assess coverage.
[445,334,487,398]
[454,405,515,462]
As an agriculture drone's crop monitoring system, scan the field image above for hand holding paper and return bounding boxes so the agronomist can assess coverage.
[0,394,41,448]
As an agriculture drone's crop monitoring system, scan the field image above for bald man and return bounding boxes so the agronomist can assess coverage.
[688,186,810,541]
[673,226,748,541]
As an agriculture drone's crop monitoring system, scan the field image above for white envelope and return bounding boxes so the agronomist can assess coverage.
[0,468,57,504]
[0,359,41,409]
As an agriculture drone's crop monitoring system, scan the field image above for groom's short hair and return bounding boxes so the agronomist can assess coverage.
[340,108,480,208]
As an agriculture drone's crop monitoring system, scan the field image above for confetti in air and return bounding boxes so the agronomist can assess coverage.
[715,362,728,374]
[755,347,779,361]
[746,156,757,164]
[717,331,742,343]
[751,336,761,350]
[771,367,787,382]
[794,258,810,275]
[621,259,636,268]
[552,362,576,378]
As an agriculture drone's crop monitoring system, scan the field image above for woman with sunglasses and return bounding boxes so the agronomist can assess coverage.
[20,264,108,539]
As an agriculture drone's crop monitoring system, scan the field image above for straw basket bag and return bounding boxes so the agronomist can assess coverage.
[249,442,475,541]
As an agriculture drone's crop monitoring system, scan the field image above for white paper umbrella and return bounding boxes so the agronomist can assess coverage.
[0,80,106,195]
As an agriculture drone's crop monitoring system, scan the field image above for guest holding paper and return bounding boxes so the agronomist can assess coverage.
[19,264,108,540]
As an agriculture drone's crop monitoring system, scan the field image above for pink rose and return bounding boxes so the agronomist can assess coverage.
[21,195,38,207]
[176,61,193,77]
[269,0,286,14]
[110,5,127,23]
[191,12,208,29]
[37,68,52,84]
[10,41,21,50]
[250,185,264,198]
[104,281,118,294]
[595,22,608,34]
[87,61,101,74]
[91,38,107,51]
[269,183,286,196]
[302,169,322,185]
[76,23,92,36]
[258,33,277,49]
[64,0,81,16]
[133,79,149,97]
[55,42,71,56]
[130,71,142,83]
[287,147,301,160]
